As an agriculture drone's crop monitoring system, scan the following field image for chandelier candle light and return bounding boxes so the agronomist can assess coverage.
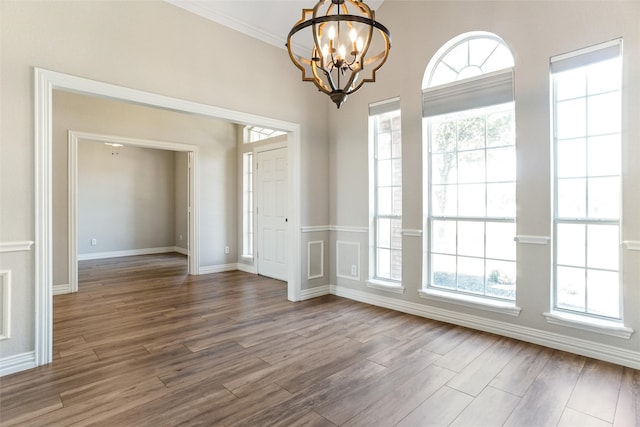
[287,0,391,108]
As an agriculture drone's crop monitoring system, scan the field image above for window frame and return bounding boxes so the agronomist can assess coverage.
[422,33,518,310]
[369,98,404,290]
[550,39,624,322]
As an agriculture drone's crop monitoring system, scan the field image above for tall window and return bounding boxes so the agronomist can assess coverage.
[242,152,254,258]
[370,99,402,283]
[423,33,516,302]
[551,40,623,319]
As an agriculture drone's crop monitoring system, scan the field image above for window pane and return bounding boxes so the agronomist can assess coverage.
[431,63,458,87]
[458,184,485,216]
[392,129,402,157]
[557,223,585,267]
[377,132,391,159]
[486,183,515,217]
[588,135,620,177]
[556,68,586,101]
[377,248,391,279]
[446,41,469,73]
[377,218,391,248]
[432,153,457,184]
[486,146,515,182]
[390,219,402,250]
[377,187,392,215]
[392,159,402,186]
[587,224,619,270]
[458,150,485,183]
[557,98,586,139]
[557,178,586,218]
[391,250,402,281]
[457,116,485,150]
[486,222,515,261]
[432,254,456,289]
[557,138,586,178]
[457,256,485,294]
[431,120,457,153]
[587,269,619,318]
[588,58,621,95]
[392,187,403,216]
[482,43,514,72]
[588,92,621,136]
[469,38,499,67]
[557,266,586,312]
[588,177,619,219]
[486,260,516,300]
[432,220,456,254]
[458,221,484,257]
[432,185,457,216]
[486,108,515,148]
[377,159,392,186]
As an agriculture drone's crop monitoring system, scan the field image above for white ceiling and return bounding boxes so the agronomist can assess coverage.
[165,0,385,53]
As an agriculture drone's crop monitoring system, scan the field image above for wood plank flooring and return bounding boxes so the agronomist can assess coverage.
[1,253,638,426]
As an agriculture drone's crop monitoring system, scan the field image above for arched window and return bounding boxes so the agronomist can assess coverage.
[422,33,518,308]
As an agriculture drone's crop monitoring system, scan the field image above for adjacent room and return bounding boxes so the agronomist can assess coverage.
[1,0,638,425]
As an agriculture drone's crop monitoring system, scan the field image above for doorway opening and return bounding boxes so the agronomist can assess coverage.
[65,131,198,293]
[35,67,302,368]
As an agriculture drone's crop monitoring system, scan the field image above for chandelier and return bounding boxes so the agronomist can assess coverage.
[286,0,391,109]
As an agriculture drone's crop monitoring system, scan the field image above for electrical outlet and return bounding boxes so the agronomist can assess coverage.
[351,265,357,276]
[179,234,183,241]
[225,246,230,254]
[91,238,97,246]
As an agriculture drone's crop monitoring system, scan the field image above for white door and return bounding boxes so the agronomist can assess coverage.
[256,147,288,281]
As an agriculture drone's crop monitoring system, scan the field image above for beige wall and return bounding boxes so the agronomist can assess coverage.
[330,0,640,357]
[76,143,177,255]
[0,0,330,361]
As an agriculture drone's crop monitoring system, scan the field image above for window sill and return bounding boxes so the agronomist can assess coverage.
[543,311,634,339]
[418,288,521,317]
[367,279,405,294]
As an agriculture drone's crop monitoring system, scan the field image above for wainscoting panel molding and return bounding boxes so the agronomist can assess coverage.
[307,240,324,280]
[0,270,11,340]
[336,241,361,281]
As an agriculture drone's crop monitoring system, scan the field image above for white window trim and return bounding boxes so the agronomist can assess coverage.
[543,311,633,339]
[367,279,405,294]
[369,100,403,284]
[550,39,624,322]
[419,288,521,317]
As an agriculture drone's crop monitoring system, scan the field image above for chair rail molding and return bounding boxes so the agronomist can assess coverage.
[0,241,34,252]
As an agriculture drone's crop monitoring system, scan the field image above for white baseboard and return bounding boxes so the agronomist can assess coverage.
[52,284,71,295]
[0,351,36,377]
[199,263,239,275]
[329,284,640,370]
[236,263,257,274]
[78,246,185,261]
[299,285,331,300]
[173,246,189,256]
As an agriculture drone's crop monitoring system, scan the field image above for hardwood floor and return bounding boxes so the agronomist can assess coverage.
[1,253,638,426]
